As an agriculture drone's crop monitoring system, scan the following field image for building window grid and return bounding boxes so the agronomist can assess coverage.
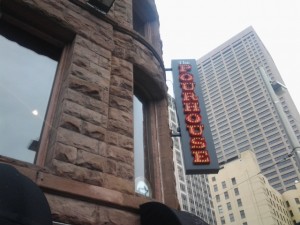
[239,101,251,111]
[225,151,238,159]
[235,51,247,61]
[240,62,252,72]
[205,74,216,82]
[249,85,262,95]
[258,154,272,162]
[260,159,273,168]
[243,67,254,77]
[279,165,294,173]
[202,32,300,198]
[270,143,285,150]
[284,177,299,185]
[231,73,244,84]
[251,91,264,100]
[275,154,289,162]
[230,71,241,80]
[237,55,249,64]
[215,66,226,74]
[232,42,243,51]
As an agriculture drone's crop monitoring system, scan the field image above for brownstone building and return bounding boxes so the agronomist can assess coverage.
[0,0,182,224]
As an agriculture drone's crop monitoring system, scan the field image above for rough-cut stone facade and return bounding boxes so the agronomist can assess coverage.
[0,0,178,224]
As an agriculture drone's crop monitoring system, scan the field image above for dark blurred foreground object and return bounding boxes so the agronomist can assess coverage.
[140,202,210,225]
[0,163,52,225]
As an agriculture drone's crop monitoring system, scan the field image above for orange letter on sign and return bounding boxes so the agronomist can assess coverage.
[190,137,207,150]
[182,92,198,102]
[187,124,204,137]
[183,102,200,113]
[179,73,194,83]
[178,64,192,73]
[185,113,202,124]
[192,150,210,164]
[181,82,195,92]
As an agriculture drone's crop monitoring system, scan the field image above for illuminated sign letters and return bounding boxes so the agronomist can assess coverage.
[178,63,209,164]
[171,59,219,174]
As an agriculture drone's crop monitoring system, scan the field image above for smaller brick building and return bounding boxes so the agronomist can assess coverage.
[0,0,180,224]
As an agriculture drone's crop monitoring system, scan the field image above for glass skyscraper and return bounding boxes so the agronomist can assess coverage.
[196,26,300,193]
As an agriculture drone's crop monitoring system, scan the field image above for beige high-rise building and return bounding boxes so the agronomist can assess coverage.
[282,182,300,224]
[208,150,293,225]
[197,26,300,193]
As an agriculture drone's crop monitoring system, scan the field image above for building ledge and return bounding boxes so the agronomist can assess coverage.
[0,159,149,213]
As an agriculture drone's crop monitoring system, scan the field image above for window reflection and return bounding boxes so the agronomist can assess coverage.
[134,95,145,179]
[134,95,153,197]
[0,34,58,163]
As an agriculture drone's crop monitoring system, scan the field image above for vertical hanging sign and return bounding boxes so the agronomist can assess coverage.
[171,59,219,174]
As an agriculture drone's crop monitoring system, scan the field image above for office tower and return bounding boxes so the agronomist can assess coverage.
[197,26,300,193]
[208,150,293,225]
[168,95,216,225]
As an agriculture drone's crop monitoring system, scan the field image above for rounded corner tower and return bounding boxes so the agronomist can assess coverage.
[0,0,179,224]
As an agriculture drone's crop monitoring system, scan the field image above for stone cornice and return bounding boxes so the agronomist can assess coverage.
[69,0,166,72]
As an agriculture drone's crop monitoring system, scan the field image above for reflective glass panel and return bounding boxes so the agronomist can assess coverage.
[0,34,58,163]
[134,95,145,179]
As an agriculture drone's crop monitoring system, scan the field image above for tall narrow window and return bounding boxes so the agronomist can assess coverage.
[222,181,227,189]
[216,194,220,202]
[218,205,223,214]
[227,202,232,210]
[133,65,170,200]
[231,177,237,185]
[0,21,60,163]
[214,184,218,192]
[240,210,246,219]
[134,95,152,197]
[134,95,145,178]
[234,187,240,196]
[224,191,229,199]
[220,216,225,225]
[237,198,243,207]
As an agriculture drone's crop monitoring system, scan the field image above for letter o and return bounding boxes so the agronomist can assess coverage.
[179,73,193,82]
[185,113,202,124]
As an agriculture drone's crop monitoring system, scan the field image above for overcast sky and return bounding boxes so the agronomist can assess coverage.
[155,0,300,112]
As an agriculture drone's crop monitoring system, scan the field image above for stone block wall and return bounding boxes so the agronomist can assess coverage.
[0,0,178,224]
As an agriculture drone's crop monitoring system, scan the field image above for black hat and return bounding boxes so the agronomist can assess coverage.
[0,163,52,225]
